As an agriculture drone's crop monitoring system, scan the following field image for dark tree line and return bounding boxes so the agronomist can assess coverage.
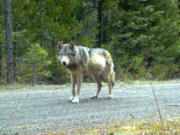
[0,0,180,85]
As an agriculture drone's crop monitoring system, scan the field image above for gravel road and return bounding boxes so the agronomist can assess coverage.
[0,82,180,135]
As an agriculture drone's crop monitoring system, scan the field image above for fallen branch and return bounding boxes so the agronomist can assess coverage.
[147,73,166,134]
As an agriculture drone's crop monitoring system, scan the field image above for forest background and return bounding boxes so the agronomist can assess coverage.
[0,0,180,85]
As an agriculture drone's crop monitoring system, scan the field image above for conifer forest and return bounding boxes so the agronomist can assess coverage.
[0,0,180,85]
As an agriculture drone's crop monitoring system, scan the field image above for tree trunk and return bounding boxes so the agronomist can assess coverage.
[14,25,18,79]
[0,4,3,78]
[6,0,14,84]
[97,0,104,48]
[33,65,37,86]
[0,41,2,78]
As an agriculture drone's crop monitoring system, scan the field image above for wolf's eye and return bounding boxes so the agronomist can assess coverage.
[68,54,73,58]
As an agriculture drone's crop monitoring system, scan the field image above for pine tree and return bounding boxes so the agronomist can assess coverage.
[21,43,51,85]
[104,0,180,79]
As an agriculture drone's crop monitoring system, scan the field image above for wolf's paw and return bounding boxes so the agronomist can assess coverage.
[68,97,74,102]
[72,97,79,103]
[108,94,113,99]
[90,96,98,99]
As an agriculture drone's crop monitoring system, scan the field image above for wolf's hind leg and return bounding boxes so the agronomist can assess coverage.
[107,74,113,99]
[91,76,102,99]
[69,74,76,101]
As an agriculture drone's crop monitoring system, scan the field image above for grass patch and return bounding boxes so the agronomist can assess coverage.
[106,118,180,135]
[116,79,180,86]
[47,117,180,135]
[0,80,179,90]
[0,83,97,91]
[0,84,66,91]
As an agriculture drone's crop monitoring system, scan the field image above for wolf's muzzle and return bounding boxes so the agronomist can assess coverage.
[62,61,67,66]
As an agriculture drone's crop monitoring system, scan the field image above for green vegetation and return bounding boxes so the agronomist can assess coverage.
[20,43,51,85]
[0,0,180,84]
[0,84,66,90]
[47,117,180,135]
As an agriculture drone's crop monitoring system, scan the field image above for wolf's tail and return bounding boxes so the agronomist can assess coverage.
[104,51,115,87]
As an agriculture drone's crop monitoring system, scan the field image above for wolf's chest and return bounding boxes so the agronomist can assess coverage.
[67,64,78,72]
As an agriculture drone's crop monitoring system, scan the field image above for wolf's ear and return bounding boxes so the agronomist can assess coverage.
[69,41,75,50]
[57,41,63,50]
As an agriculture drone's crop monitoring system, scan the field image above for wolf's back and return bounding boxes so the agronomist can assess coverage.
[76,46,115,86]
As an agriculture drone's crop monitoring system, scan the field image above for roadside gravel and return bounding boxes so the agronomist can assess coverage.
[0,82,180,134]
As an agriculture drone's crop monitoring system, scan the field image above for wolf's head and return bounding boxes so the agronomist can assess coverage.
[56,41,77,67]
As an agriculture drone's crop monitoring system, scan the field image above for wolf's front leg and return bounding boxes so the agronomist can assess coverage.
[69,74,76,102]
[72,75,83,103]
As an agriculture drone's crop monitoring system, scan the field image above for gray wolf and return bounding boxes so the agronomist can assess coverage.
[56,41,115,103]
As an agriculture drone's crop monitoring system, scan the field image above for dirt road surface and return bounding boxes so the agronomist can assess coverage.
[0,82,180,134]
